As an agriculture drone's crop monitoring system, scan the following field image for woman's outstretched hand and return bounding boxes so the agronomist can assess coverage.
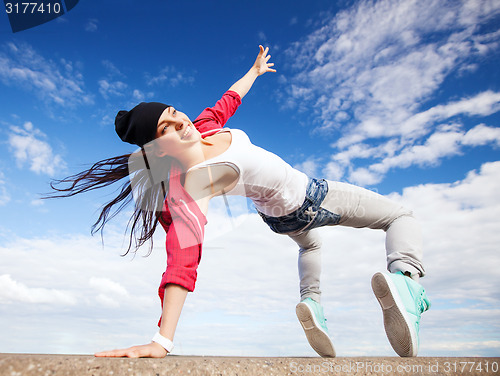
[95,342,167,358]
[253,45,276,76]
[228,45,277,99]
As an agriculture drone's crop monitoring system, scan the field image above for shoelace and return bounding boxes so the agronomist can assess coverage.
[416,290,429,314]
[414,292,427,334]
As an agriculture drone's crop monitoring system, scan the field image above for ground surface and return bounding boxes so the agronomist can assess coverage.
[1,354,499,375]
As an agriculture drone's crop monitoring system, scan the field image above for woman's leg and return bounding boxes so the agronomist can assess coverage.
[289,228,336,358]
[290,180,429,357]
[288,229,323,302]
[320,181,425,278]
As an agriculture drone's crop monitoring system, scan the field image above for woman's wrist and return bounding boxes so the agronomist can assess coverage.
[150,341,168,357]
[152,332,174,353]
[248,66,260,77]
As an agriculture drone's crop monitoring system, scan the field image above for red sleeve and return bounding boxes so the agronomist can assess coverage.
[194,90,241,137]
[158,196,206,292]
[157,176,207,326]
[157,216,205,327]
[161,221,201,293]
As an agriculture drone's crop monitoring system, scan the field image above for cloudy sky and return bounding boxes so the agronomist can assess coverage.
[0,0,499,357]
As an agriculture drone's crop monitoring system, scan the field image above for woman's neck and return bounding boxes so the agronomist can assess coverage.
[175,131,232,171]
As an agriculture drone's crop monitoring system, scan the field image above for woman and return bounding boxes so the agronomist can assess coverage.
[49,46,430,358]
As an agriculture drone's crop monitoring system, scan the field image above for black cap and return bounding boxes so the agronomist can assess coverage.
[115,102,170,147]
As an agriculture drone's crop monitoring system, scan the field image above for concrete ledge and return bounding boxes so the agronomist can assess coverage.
[1,354,499,376]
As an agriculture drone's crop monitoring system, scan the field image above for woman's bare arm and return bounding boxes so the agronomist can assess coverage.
[94,284,188,358]
[229,45,276,99]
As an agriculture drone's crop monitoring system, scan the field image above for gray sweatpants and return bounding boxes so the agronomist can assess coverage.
[289,181,424,303]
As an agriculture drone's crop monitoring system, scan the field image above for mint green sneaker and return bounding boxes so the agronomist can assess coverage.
[296,298,336,357]
[371,272,431,357]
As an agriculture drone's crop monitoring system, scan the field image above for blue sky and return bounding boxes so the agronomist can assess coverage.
[1,0,499,357]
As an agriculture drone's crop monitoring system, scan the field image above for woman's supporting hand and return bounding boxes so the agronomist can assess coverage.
[95,342,167,358]
[95,284,187,358]
[253,45,276,76]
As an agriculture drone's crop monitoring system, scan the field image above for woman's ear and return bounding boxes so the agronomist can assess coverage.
[145,141,168,158]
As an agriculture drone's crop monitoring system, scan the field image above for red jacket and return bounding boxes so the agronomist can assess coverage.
[158,91,241,310]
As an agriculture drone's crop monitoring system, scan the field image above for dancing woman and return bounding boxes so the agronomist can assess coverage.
[49,46,430,358]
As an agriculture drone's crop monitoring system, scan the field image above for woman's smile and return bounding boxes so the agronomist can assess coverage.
[181,125,192,140]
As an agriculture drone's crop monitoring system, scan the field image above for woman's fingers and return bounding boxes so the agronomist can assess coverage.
[259,45,270,58]
[95,349,127,357]
[95,346,140,358]
[95,343,167,358]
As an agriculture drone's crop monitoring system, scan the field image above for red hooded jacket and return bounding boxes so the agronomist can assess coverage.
[157,91,241,311]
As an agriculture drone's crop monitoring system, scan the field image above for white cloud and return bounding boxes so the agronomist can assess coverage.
[7,121,66,176]
[348,121,500,185]
[348,166,382,186]
[258,31,267,42]
[463,123,500,147]
[89,277,129,308]
[0,171,10,206]
[293,157,320,177]
[30,198,44,206]
[283,0,500,184]
[1,162,499,356]
[146,66,195,87]
[380,90,500,145]
[102,60,123,77]
[370,125,464,172]
[323,161,345,181]
[0,42,93,106]
[98,79,128,99]
[85,18,98,32]
[89,277,129,296]
[0,274,77,305]
[132,89,145,101]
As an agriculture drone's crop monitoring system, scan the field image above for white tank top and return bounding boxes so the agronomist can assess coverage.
[187,128,309,217]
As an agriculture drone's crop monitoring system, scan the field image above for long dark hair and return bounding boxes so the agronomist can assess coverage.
[44,147,173,256]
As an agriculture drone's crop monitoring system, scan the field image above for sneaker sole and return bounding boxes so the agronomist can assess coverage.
[371,272,418,357]
[296,302,336,358]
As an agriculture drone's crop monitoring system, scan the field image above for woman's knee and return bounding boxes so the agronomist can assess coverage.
[290,230,323,253]
[302,237,322,253]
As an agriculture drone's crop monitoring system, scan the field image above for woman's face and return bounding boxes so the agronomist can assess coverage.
[153,107,200,157]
